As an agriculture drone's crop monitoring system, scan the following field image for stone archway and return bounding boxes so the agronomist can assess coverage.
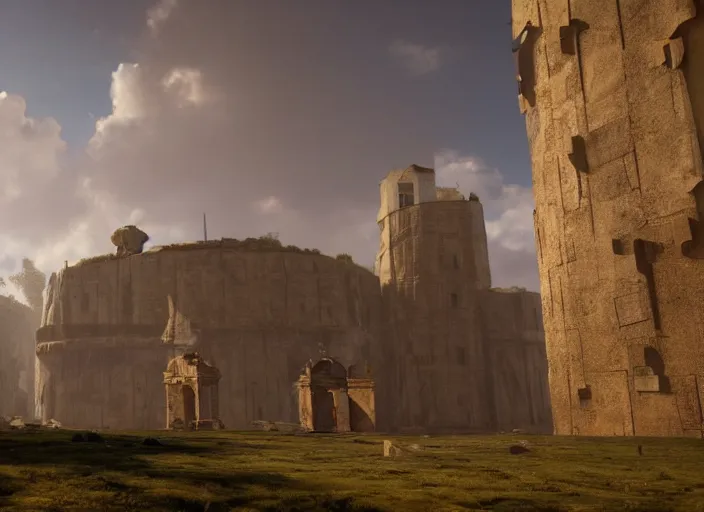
[296,358,376,433]
[310,359,348,433]
[163,352,223,430]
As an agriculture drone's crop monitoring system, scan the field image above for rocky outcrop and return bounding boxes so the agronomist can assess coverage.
[111,225,150,257]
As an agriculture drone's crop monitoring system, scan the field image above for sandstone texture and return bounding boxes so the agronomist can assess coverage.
[513,0,704,436]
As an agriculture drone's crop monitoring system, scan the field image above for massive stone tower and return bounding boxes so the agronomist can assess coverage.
[375,165,552,433]
[513,0,704,436]
[375,165,495,431]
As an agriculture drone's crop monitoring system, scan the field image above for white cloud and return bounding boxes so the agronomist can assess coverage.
[0,93,65,195]
[435,150,539,291]
[254,196,283,215]
[388,40,442,76]
[0,91,84,294]
[0,1,539,307]
[162,68,207,107]
[147,0,178,35]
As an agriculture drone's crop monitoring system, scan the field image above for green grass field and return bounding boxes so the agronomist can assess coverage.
[0,430,703,511]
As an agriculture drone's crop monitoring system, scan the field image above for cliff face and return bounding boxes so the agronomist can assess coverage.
[513,0,704,436]
[0,296,36,417]
[36,245,382,429]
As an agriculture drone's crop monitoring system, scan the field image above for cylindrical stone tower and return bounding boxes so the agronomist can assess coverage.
[375,165,496,432]
[513,0,704,436]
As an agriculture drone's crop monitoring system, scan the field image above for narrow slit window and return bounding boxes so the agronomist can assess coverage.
[453,254,460,269]
[398,182,415,208]
[450,293,459,308]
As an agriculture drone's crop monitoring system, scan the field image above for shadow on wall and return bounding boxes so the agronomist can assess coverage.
[644,346,672,394]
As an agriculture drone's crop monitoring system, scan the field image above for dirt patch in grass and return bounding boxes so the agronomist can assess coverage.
[0,431,702,511]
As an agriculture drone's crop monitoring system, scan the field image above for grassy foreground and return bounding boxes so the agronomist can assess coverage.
[0,430,703,511]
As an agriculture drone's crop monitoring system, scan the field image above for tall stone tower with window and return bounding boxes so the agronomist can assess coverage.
[374,164,552,432]
[513,0,704,436]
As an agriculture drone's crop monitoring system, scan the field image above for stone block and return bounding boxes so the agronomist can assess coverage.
[634,374,661,393]
[614,292,650,327]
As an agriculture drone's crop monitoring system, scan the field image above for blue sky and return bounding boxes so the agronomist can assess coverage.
[0,0,539,291]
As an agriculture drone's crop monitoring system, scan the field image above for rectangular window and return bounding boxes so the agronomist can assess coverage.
[453,254,460,269]
[398,182,415,208]
[450,293,459,308]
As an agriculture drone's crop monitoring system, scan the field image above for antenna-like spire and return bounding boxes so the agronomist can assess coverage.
[203,213,208,241]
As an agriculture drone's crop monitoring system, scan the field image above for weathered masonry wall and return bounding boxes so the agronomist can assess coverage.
[513,0,704,436]
[480,289,553,433]
[36,247,382,430]
[0,297,36,418]
[379,201,498,432]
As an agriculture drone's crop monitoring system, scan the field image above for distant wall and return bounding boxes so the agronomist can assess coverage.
[36,246,382,429]
[467,200,492,290]
[480,290,552,433]
[0,297,36,417]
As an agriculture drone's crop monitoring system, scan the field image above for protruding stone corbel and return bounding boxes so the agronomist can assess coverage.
[568,135,589,173]
[559,19,590,55]
[512,21,541,112]
[664,37,685,69]
[577,385,592,408]
[518,94,529,114]
[612,238,632,255]
[633,366,660,392]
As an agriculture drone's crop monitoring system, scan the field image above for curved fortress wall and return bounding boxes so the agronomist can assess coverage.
[36,244,382,430]
[513,0,704,436]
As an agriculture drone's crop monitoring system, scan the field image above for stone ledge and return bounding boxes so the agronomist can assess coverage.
[37,337,167,355]
[37,324,368,349]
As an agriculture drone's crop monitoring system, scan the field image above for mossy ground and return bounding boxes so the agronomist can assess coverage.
[0,430,703,511]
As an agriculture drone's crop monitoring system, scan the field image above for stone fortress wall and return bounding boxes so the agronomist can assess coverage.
[35,165,552,433]
[513,0,704,436]
[36,243,381,430]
